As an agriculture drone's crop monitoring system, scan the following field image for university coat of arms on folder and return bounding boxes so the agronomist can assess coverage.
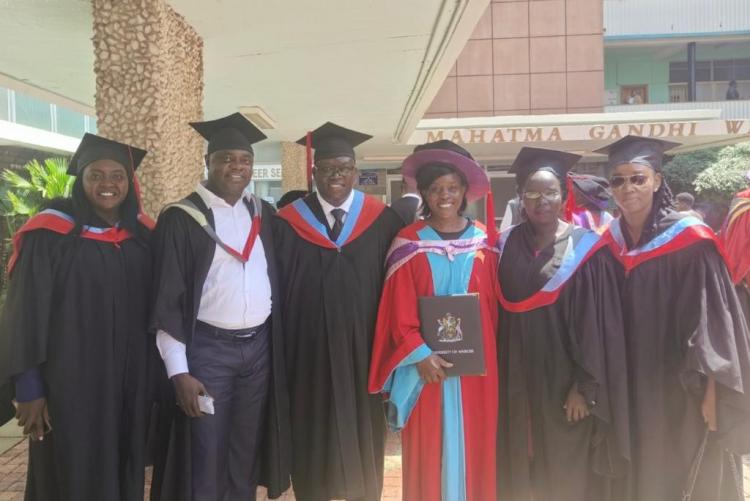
[418,293,485,377]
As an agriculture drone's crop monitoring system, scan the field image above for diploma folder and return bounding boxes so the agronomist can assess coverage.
[418,293,486,377]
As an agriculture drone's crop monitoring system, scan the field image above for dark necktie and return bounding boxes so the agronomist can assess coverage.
[330,208,345,241]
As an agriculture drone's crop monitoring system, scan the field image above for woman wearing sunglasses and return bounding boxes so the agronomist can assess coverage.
[496,147,630,501]
[598,135,750,501]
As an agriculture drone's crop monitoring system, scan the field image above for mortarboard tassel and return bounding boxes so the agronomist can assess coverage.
[563,174,576,223]
[485,182,498,246]
[127,145,155,230]
[305,131,313,192]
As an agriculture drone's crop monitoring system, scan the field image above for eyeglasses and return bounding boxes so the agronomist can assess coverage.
[522,190,561,202]
[609,174,648,189]
[315,166,355,177]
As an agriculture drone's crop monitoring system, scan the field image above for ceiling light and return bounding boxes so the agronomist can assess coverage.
[239,106,276,129]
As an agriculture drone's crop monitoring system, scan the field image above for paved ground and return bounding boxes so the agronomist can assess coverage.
[0,424,746,500]
[0,425,403,501]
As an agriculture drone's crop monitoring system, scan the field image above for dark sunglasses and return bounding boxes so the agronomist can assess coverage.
[609,174,649,189]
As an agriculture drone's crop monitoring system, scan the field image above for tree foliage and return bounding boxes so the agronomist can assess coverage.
[0,158,73,302]
[662,148,720,195]
[1,158,73,217]
[693,142,750,203]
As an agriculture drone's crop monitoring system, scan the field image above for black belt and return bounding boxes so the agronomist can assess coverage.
[196,319,268,340]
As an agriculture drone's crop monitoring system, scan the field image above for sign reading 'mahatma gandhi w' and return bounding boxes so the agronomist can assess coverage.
[409,120,750,145]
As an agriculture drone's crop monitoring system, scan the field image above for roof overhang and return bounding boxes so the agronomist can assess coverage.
[0,120,80,154]
[0,0,489,159]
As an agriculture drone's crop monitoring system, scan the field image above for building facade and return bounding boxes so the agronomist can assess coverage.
[408,0,750,225]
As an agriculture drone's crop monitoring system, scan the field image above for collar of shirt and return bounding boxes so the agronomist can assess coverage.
[196,182,250,210]
[316,189,355,218]
[402,193,421,201]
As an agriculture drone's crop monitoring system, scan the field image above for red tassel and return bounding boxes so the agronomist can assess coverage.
[305,131,313,192]
[486,189,498,246]
[127,145,155,230]
[133,174,155,229]
[563,174,576,223]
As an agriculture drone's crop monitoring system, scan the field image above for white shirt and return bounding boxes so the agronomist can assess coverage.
[156,183,272,377]
[500,202,514,231]
[316,190,355,229]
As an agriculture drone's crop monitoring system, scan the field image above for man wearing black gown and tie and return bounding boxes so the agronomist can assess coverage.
[274,123,403,501]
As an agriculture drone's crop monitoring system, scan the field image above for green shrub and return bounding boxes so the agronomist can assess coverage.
[693,142,750,203]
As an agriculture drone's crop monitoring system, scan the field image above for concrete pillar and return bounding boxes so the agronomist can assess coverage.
[687,41,697,102]
[280,141,309,192]
[92,0,204,215]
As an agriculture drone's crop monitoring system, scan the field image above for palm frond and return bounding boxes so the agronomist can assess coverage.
[5,190,38,216]
[1,169,33,190]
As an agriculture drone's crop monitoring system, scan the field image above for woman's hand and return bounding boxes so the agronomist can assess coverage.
[416,355,453,384]
[702,377,717,432]
[563,383,590,423]
[15,398,51,441]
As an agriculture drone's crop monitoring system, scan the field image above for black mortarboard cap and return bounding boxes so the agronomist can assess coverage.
[569,174,611,209]
[509,147,582,187]
[67,133,147,176]
[296,122,372,162]
[593,135,680,172]
[189,113,267,155]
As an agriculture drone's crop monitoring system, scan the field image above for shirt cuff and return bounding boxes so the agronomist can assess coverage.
[156,330,189,378]
[14,366,44,402]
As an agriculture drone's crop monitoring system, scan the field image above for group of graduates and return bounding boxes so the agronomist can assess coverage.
[0,109,748,501]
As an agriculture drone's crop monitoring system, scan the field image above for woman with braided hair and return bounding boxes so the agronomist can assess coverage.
[598,135,750,501]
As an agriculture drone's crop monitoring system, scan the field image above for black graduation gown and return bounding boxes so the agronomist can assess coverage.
[148,193,292,500]
[497,223,630,501]
[0,204,152,501]
[273,194,402,501]
[612,212,750,501]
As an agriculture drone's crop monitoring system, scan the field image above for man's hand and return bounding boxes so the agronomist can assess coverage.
[416,355,453,384]
[564,383,590,423]
[172,373,209,418]
[15,398,50,441]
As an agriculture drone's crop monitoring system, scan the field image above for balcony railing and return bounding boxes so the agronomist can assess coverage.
[0,86,96,138]
[604,100,750,120]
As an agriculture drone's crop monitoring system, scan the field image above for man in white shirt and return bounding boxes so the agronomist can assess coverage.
[150,113,290,500]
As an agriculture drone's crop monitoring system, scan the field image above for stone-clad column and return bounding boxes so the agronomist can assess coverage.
[92,0,204,215]
[280,141,309,192]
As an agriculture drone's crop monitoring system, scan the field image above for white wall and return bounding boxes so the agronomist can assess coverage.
[604,0,750,38]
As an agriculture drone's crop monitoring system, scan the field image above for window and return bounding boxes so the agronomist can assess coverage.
[0,87,8,121]
[669,61,688,83]
[14,92,52,131]
[669,59,750,83]
[56,106,87,137]
[713,60,734,82]
[734,59,750,80]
